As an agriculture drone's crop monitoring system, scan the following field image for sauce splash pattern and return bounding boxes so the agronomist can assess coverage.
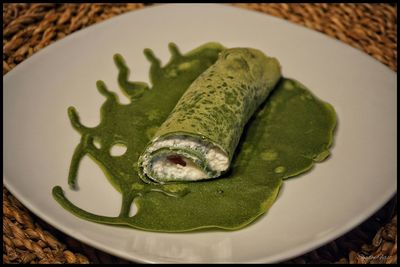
[52,43,336,232]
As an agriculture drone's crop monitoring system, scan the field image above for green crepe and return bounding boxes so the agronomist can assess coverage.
[138,48,281,183]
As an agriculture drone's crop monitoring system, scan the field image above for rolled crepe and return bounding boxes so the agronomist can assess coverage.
[138,48,281,183]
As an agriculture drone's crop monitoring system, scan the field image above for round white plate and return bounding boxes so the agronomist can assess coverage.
[3,4,397,263]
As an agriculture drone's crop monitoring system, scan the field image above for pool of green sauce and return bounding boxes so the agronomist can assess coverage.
[52,42,337,232]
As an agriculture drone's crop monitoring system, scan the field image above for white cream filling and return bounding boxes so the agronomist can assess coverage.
[141,135,229,181]
[151,155,208,181]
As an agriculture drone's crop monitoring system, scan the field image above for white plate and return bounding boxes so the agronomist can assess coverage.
[3,4,397,263]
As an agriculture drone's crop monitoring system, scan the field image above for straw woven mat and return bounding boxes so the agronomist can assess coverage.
[3,3,397,264]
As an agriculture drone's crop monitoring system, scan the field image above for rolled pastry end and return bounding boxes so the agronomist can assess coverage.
[138,134,229,183]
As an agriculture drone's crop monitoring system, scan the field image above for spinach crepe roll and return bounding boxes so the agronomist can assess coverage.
[138,47,281,183]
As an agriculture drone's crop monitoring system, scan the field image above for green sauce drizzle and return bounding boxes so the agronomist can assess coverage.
[52,42,336,232]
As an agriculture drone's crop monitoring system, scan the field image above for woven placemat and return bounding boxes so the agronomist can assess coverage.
[3,3,397,264]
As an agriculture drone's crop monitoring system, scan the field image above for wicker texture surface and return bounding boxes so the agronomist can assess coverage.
[3,3,397,264]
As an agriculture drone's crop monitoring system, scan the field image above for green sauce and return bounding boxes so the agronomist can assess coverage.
[52,42,337,232]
